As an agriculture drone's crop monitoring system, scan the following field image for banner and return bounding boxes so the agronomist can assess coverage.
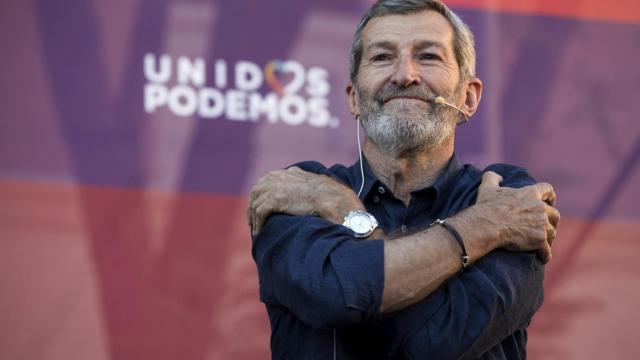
[1,0,638,358]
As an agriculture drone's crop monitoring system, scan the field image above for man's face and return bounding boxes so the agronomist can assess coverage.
[350,10,465,156]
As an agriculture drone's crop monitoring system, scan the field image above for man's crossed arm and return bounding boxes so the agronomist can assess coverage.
[248,166,559,313]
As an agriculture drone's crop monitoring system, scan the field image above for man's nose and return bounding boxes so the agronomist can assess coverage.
[390,56,421,87]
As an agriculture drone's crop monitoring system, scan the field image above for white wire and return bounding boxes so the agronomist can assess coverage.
[333,328,337,360]
[356,116,365,197]
[332,117,365,360]
[332,117,366,360]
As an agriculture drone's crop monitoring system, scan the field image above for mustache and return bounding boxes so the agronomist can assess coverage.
[373,84,436,104]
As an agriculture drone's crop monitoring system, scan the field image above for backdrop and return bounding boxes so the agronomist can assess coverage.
[1,0,639,359]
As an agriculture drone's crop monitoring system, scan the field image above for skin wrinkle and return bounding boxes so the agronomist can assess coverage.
[347,11,476,204]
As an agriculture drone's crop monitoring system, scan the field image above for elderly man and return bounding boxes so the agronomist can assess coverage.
[248,0,559,358]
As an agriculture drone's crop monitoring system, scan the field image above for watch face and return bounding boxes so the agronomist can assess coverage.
[348,212,371,233]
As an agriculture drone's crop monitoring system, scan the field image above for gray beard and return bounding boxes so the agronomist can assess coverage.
[359,94,457,157]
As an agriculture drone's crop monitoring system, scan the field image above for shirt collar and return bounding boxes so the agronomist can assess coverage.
[348,153,462,201]
[347,154,380,200]
[429,153,462,199]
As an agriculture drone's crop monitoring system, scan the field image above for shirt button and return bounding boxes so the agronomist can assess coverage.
[372,195,380,204]
[378,186,386,194]
[401,224,407,233]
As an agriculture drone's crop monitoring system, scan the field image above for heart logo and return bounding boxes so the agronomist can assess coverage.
[264,60,307,96]
[264,60,287,96]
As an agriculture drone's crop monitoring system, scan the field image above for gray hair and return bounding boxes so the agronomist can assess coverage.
[349,0,476,82]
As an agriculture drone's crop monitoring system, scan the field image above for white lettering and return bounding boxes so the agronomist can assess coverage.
[306,67,330,97]
[226,90,248,120]
[307,97,330,127]
[198,88,225,118]
[168,86,197,117]
[279,95,307,125]
[214,59,227,89]
[281,60,305,94]
[249,92,279,122]
[235,61,263,91]
[177,56,206,86]
[144,84,168,113]
[144,54,171,83]
[143,55,337,128]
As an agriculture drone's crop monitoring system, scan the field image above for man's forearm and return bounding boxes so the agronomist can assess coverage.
[304,194,496,314]
[380,205,500,313]
[303,179,507,313]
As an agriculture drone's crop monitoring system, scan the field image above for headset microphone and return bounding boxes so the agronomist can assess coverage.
[433,96,469,124]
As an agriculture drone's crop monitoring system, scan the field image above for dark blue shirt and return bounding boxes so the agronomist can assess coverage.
[252,155,544,359]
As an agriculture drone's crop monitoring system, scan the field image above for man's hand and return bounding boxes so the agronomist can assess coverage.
[474,171,560,263]
[248,167,364,235]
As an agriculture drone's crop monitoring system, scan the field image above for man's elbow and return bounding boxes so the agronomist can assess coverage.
[296,298,370,329]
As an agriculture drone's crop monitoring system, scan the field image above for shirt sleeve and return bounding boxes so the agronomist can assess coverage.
[391,250,544,359]
[252,213,384,329]
[387,165,545,359]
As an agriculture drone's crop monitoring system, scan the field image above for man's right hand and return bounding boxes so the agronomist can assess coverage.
[248,166,364,236]
[474,171,560,263]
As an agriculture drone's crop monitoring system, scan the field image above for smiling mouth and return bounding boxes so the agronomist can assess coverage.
[383,96,428,104]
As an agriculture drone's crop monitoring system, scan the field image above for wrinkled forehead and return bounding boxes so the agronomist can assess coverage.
[361,10,455,54]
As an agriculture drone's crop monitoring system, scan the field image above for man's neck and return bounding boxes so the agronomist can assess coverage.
[363,136,455,206]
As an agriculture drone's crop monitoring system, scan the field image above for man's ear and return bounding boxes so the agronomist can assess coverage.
[346,82,359,118]
[461,77,482,117]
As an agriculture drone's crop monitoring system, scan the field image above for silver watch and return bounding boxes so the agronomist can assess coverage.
[342,211,378,238]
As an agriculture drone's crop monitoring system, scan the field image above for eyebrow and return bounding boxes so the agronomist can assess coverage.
[364,40,446,53]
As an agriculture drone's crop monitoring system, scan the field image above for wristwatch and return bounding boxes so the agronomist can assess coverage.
[342,211,378,238]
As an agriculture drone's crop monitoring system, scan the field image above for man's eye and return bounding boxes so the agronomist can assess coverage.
[371,54,392,62]
[419,53,439,61]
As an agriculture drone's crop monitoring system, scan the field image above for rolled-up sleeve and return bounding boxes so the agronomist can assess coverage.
[389,250,543,359]
[388,165,545,359]
[252,213,384,329]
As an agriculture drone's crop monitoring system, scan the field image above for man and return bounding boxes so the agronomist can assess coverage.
[248,1,560,358]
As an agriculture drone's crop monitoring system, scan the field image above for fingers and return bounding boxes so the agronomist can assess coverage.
[248,188,259,231]
[476,171,503,204]
[251,191,274,236]
[286,166,305,175]
[479,171,503,190]
[248,190,260,236]
[248,182,267,232]
[539,205,560,262]
[248,169,295,234]
[248,166,360,236]
[286,166,317,181]
[248,167,321,236]
[545,204,561,229]
[543,204,560,251]
[545,221,557,246]
[247,172,278,235]
[537,240,552,264]
[533,182,557,207]
[253,203,273,236]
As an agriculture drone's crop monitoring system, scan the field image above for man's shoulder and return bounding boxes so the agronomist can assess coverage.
[290,160,353,182]
[460,162,536,189]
